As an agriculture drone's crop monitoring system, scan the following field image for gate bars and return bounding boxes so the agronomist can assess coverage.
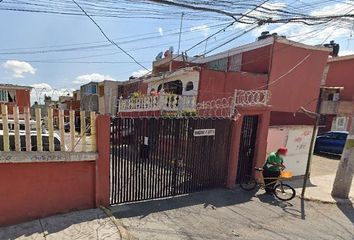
[110,117,231,204]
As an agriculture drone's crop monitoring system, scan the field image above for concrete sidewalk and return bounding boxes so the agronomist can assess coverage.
[0,209,121,240]
[292,154,354,204]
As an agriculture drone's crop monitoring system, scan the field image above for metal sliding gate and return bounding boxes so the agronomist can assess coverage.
[110,117,231,205]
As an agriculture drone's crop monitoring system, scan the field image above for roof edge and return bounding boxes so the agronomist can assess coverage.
[328,54,354,63]
[275,37,332,52]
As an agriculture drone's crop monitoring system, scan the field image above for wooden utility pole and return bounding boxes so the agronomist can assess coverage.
[332,118,354,199]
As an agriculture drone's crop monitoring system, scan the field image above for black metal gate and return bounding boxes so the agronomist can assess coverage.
[236,115,259,183]
[110,117,231,205]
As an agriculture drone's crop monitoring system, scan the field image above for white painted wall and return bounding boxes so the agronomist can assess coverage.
[147,71,199,96]
[267,125,314,176]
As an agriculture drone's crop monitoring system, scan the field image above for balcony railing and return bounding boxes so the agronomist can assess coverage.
[118,95,197,112]
[320,100,354,116]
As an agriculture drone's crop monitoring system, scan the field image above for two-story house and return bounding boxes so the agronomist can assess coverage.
[117,35,331,177]
[0,84,32,118]
[318,55,354,133]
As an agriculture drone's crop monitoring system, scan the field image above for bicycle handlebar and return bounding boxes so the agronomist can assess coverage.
[254,167,264,171]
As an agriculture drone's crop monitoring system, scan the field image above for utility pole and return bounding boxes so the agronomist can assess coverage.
[332,117,354,198]
[299,107,320,197]
[177,12,184,55]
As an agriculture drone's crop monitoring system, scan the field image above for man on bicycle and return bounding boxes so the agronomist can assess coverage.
[263,147,288,194]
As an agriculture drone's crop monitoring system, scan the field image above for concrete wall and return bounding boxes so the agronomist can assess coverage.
[0,115,110,226]
[326,59,354,101]
[241,45,272,74]
[0,161,95,226]
[267,125,314,176]
[270,111,316,126]
[268,41,329,113]
[198,69,268,102]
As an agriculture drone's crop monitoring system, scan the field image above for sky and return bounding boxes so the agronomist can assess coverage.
[0,0,353,103]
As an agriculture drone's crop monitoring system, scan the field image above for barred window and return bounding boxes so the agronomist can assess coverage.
[0,90,9,102]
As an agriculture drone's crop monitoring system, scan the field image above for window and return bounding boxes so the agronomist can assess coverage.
[228,54,242,71]
[337,133,347,140]
[185,81,194,91]
[0,90,16,103]
[90,85,97,94]
[336,117,346,129]
[158,80,183,95]
[99,85,104,96]
[206,58,228,71]
[0,90,8,102]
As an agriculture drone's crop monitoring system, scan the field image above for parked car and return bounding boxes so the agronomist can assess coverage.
[0,130,63,151]
[111,124,134,144]
[64,122,80,132]
[314,131,348,155]
[64,120,91,133]
[0,119,37,131]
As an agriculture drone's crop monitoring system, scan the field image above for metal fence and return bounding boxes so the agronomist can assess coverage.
[110,117,232,204]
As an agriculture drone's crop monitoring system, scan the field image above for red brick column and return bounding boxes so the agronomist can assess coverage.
[253,110,271,169]
[95,115,111,207]
[226,116,243,189]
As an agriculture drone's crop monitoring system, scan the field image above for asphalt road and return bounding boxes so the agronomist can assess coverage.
[111,188,354,240]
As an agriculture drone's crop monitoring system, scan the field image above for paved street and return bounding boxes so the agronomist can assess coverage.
[0,209,121,240]
[293,154,354,202]
[112,188,354,240]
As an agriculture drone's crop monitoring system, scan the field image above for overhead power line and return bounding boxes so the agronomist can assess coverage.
[71,0,149,70]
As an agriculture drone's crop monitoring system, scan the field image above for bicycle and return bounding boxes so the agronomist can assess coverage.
[240,167,296,201]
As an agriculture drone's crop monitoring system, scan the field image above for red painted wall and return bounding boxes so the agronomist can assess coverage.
[270,111,316,126]
[0,161,95,226]
[326,59,354,101]
[0,115,111,226]
[268,41,329,113]
[198,69,268,102]
[16,89,31,110]
[241,45,272,74]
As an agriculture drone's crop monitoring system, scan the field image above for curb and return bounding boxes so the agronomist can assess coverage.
[296,195,353,205]
[100,206,137,240]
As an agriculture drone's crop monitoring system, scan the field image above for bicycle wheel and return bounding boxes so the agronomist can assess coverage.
[274,183,296,201]
[240,175,257,191]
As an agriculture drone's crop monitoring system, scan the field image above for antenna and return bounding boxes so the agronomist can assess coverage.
[155,52,163,60]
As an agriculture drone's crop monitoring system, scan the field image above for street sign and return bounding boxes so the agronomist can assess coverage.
[193,129,215,137]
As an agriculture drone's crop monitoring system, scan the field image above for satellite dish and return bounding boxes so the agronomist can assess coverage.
[155,52,163,60]
[169,46,174,54]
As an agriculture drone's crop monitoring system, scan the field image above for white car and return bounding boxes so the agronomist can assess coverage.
[0,130,63,151]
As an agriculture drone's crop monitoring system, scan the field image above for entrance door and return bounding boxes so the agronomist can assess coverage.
[236,115,259,183]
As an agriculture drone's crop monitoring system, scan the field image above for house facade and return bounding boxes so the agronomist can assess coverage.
[117,35,331,179]
[80,82,99,113]
[97,80,121,115]
[80,80,125,115]
[318,55,354,133]
[0,84,32,118]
